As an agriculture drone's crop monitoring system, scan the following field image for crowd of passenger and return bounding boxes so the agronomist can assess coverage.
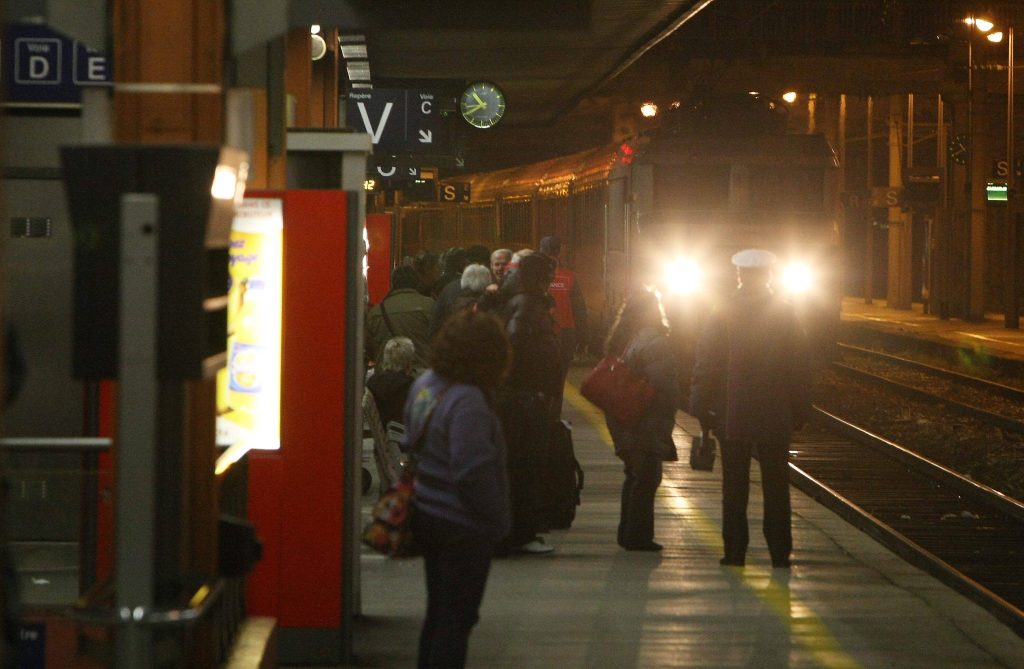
[362,241,811,668]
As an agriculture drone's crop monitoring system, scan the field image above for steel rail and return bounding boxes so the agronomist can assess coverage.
[830,361,1024,434]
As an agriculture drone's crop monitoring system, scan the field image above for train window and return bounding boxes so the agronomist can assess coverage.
[500,199,532,248]
[536,196,568,242]
[460,204,496,244]
[654,165,730,210]
[607,179,626,252]
[748,166,824,211]
[571,184,606,249]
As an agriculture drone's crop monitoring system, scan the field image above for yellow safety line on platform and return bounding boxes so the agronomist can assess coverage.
[564,381,864,669]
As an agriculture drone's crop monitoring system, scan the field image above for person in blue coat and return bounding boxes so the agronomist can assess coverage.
[604,289,680,551]
[406,309,512,668]
[690,249,812,568]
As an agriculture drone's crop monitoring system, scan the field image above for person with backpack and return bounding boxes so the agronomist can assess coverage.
[366,265,435,370]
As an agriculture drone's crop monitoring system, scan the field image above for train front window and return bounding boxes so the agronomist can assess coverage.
[748,166,824,212]
[654,165,730,210]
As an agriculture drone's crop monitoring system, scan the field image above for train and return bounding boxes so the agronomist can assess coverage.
[389,94,842,363]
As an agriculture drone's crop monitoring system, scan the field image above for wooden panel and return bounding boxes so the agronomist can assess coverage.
[112,0,224,143]
[285,29,312,128]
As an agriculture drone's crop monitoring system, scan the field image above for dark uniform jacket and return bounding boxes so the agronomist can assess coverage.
[501,290,562,399]
[689,285,812,443]
[606,326,680,459]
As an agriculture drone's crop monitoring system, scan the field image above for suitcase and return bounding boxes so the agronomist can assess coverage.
[543,420,585,529]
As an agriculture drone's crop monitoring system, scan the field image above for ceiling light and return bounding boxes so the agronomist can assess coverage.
[782,91,797,103]
[310,24,321,35]
[311,34,327,61]
[340,44,367,59]
[987,31,1004,43]
[640,101,658,118]
[347,60,371,81]
[975,18,994,33]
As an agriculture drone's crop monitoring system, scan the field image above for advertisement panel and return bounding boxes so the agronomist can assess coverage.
[217,197,283,468]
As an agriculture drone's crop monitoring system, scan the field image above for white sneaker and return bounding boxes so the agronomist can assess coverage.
[517,539,555,554]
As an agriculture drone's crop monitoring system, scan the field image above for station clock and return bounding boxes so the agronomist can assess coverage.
[459,81,506,129]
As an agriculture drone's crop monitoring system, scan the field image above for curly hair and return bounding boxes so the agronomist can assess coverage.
[429,309,510,389]
[604,288,668,357]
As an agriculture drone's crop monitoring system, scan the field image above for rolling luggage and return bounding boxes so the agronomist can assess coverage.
[544,420,585,529]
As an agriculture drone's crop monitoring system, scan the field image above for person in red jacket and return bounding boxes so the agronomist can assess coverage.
[539,236,587,413]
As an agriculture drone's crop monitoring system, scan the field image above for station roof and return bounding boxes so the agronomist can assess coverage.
[291,0,716,126]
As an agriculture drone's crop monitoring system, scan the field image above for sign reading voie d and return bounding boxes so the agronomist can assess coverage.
[3,22,112,106]
[346,89,442,153]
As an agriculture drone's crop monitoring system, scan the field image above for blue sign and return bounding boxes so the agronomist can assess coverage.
[18,622,46,669]
[3,23,112,106]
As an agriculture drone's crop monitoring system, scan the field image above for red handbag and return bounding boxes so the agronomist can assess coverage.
[579,354,655,427]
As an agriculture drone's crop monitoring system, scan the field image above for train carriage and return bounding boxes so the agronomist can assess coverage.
[392,96,841,360]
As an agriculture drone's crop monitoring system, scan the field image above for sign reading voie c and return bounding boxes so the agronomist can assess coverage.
[346,89,442,153]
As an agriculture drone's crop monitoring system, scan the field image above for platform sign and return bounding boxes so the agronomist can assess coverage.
[346,88,445,154]
[2,22,112,106]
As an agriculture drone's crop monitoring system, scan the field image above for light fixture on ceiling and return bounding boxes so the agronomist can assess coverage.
[640,101,658,118]
[347,60,371,81]
[310,24,321,35]
[782,91,798,103]
[987,31,1004,43]
[311,33,327,61]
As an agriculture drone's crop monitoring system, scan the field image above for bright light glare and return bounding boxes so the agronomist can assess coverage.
[310,24,322,35]
[663,258,701,293]
[975,18,994,33]
[780,262,814,294]
[782,91,797,103]
[211,165,238,201]
[640,102,658,118]
[987,31,1004,43]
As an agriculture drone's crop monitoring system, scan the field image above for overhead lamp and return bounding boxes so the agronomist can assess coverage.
[782,91,798,103]
[346,60,371,81]
[310,24,321,35]
[311,34,327,61]
[987,31,1004,43]
[640,101,658,118]
[340,43,367,59]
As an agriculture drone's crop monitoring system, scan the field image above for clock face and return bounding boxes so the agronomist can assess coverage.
[948,134,969,166]
[460,82,506,129]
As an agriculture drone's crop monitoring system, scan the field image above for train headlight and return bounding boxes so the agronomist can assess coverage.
[663,258,702,294]
[780,262,814,295]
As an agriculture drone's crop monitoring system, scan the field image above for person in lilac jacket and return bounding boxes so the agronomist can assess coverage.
[406,309,512,668]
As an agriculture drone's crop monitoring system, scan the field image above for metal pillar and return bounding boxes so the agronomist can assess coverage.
[865,96,875,304]
[1006,25,1018,328]
[114,193,159,667]
[887,95,913,309]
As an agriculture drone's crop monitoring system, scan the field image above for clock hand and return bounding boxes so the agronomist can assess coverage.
[472,92,485,106]
[465,103,485,113]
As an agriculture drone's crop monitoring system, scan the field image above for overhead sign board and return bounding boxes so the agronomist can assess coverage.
[2,22,112,106]
[346,88,445,154]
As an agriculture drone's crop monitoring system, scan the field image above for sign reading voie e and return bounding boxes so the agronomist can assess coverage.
[346,89,442,153]
[3,23,112,106]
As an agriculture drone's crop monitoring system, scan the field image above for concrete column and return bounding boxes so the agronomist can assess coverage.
[968,88,989,320]
[887,95,913,308]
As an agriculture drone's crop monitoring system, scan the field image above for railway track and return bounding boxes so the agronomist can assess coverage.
[833,343,1024,432]
[790,409,1024,638]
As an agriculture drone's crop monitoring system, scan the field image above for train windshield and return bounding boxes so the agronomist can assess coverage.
[749,165,824,212]
[654,165,730,210]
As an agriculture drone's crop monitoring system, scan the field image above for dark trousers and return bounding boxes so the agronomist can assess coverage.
[412,511,496,669]
[495,390,551,547]
[720,440,792,564]
[617,450,663,547]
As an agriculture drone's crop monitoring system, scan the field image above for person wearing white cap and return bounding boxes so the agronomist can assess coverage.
[689,248,812,569]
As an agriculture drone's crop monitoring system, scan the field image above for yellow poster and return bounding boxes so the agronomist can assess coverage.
[217,198,283,465]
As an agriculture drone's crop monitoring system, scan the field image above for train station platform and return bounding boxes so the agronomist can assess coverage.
[324,365,1024,669]
[840,296,1024,365]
